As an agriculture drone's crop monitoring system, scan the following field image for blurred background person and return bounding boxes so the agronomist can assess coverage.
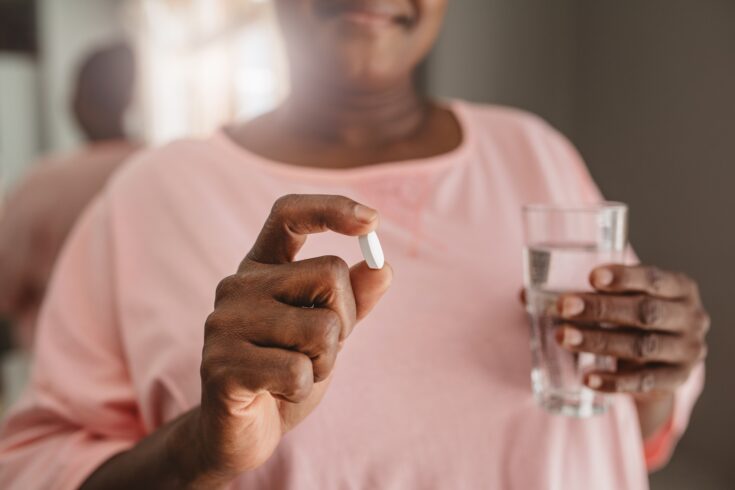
[0,42,139,351]
[0,1,732,489]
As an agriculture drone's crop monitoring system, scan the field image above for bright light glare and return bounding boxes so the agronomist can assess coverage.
[131,0,288,144]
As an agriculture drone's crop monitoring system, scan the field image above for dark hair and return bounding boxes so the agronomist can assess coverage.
[73,42,136,141]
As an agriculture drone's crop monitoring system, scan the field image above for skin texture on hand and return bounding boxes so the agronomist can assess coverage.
[198,194,393,477]
[80,195,393,489]
[553,265,709,440]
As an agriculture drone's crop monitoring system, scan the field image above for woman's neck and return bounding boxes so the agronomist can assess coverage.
[281,80,431,149]
[228,78,463,169]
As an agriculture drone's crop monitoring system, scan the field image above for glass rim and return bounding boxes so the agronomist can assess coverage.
[522,201,628,214]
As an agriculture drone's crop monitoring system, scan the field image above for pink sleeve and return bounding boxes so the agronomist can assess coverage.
[536,121,604,205]
[541,122,706,468]
[0,194,144,489]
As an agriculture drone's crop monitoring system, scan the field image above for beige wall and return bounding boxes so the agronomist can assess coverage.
[428,1,735,488]
[574,3,735,488]
[37,0,125,152]
[427,0,577,135]
[0,54,38,190]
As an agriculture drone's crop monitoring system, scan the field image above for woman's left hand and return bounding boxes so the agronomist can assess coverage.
[555,264,709,398]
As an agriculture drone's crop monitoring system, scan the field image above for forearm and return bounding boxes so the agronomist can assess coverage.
[634,393,674,440]
[80,407,233,490]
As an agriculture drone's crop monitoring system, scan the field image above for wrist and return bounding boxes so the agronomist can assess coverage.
[166,407,235,489]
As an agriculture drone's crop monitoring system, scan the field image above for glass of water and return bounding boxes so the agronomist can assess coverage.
[522,202,628,417]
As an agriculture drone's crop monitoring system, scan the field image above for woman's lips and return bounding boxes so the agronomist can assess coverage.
[319,2,414,29]
[340,10,396,27]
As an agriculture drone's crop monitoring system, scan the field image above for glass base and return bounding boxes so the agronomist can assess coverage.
[534,388,609,418]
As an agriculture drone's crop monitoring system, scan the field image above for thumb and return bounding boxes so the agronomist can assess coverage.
[350,261,393,322]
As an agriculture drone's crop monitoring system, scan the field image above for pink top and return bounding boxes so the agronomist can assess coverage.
[0,101,702,489]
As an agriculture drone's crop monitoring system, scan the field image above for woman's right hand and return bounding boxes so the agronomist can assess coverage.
[194,194,393,481]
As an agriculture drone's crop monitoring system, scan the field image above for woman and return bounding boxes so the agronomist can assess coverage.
[0,1,708,489]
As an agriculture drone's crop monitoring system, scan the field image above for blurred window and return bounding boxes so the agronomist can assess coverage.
[127,0,288,144]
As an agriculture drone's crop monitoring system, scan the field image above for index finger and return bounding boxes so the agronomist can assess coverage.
[589,264,698,300]
[245,194,379,265]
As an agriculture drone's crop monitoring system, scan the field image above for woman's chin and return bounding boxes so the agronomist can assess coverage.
[321,48,411,90]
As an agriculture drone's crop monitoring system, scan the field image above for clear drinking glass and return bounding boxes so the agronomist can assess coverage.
[522,202,628,417]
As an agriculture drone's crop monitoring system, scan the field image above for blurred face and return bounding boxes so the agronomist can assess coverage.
[274,0,448,91]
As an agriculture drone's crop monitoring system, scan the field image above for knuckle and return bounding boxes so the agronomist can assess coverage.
[215,275,241,302]
[311,359,328,383]
[320,255,350,284]
[690,338,708,361]
[199,359,213,384]
[588,331,609,354]
[204,311,225,335]
[637,298,662,327]
[314,310,341,353]
[312,364,331,383]
[694,309,711,333]
[638,372,656,393]
[586,296,606,319]
[271,194,297,216]
[204,312,218,335]
[633,333,659,360]
[646,267,666,294]
[204,309,240,336]
[285,356,313,400]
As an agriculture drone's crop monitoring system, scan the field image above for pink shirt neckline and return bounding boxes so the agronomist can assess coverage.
[212,99,476,183]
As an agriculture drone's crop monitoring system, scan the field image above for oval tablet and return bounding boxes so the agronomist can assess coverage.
[359,232,385,270]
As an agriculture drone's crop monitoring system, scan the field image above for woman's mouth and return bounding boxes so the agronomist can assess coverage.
[317,3,414,29]
[341,10,395,27]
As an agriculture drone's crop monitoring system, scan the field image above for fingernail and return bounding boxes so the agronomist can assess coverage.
[593,268,614,288]
[562,327,583,346]
[587,375,603,389]
[354,204,378,224]
[561,296,585,317]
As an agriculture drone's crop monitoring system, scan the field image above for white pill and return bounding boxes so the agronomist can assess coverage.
[359,232,385,270]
